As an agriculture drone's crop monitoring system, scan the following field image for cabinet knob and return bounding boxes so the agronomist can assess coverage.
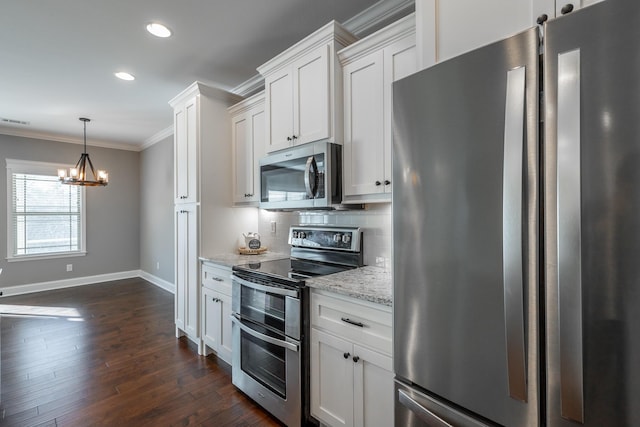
[343,352,350,359]
[375,181,382,186]
[292,135,298,140]
[561,3,574,14]
[536,14,548,25]
[384,180,391,185]
[287,136,292,141]
[352,356,360,363]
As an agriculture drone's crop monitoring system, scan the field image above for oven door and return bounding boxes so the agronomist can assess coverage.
[231,274,300,340]
[231,315,301,427]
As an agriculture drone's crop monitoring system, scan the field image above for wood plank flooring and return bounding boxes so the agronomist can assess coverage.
[0,278,282,427]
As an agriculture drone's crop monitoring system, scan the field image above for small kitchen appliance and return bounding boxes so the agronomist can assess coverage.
[230,225,363,426]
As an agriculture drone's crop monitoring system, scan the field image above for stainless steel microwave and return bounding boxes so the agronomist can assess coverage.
[259,141,341,210]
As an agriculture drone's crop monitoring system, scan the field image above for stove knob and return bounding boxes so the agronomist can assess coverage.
[292,231,298,238]
[299,232,306,239]
[342,234,351,244]
[333,233,342,242]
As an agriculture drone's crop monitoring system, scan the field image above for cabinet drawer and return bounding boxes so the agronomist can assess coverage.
[311,290,392,356]
[201,263,232,295]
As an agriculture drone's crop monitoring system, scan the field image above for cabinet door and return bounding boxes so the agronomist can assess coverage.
[202,287,219,353]
[175,204,199,338]
[265,68,294,153]
[311,328,354,427]
[294,45,330,145]
[353,344,394,427]
[232,113,251,203]
[249,107,265,204]
[174,96,198,204]
[343,50,385,198]
[384,37,417,192]
[217,292,233,364]
[436,0,537,62]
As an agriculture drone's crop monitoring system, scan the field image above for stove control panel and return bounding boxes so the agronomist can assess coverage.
[289,226,361,252]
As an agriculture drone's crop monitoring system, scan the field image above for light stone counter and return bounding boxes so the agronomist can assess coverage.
[304,266,392,307]
[199,252,289,268]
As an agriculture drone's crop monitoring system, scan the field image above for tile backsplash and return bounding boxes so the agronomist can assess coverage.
[258,204,392,270]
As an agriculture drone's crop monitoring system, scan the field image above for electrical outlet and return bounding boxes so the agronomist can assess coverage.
[270,221,277,234]
[66,264,73,272]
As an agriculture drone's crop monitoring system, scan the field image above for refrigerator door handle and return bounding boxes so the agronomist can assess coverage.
[502,65,528,402]
[556,48,584,424]
[398,389,454,427]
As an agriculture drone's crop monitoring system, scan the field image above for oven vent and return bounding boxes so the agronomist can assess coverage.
[0,117,30,126]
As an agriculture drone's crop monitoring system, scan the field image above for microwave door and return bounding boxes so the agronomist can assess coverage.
[304,156,319,199]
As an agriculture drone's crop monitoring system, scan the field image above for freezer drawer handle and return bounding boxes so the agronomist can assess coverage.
[502,65,528,402]
[341,317,364,328]
[398,390,454,427]
[556,48,584,424]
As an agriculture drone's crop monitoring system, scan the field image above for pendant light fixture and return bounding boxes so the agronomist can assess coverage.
[58,118,108,186]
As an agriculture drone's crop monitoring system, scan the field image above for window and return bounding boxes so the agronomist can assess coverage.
[6,159,86,261]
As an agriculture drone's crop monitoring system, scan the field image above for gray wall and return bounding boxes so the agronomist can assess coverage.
[139,135,174,283]
[0,134,140,288]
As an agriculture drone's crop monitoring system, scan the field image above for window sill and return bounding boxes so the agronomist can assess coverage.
[6,251,87,262]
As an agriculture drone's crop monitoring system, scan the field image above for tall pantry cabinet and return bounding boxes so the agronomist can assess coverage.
[169,82,257,353]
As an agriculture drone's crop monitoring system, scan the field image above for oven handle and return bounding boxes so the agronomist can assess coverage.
[231,314,299,352]
[231,274,299,298]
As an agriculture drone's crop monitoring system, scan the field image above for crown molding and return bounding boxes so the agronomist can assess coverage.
[231,74,265,98]
[257,20,358,77]
[338,13,416,66]
[168,81,243,108]
[141,125,174,151]
[344,0,415,36]
[0,125,140,151]
[228,91,265,115]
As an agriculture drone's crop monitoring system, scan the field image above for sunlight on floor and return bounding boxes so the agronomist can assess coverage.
[0,304,83,320]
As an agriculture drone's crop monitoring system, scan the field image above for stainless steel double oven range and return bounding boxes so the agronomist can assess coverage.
[230,225,363,426]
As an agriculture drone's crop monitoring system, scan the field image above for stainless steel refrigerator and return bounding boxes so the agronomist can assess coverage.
[392,1,640,426]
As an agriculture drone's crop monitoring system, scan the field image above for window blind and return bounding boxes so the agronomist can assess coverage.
[12,172,82,256]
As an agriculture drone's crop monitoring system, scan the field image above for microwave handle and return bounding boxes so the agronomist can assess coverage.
[304,156,318,198]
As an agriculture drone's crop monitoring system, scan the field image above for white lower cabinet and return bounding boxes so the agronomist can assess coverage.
[310,290,394,427]
[201,262,233,364]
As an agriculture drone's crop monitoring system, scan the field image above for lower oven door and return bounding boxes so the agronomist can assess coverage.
[231,315,301,427]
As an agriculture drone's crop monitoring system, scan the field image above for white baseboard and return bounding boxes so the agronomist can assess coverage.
[139,270,175,294]
[0,270,174,297]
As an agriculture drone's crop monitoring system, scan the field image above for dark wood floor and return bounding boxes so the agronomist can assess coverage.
[0,278,282,427]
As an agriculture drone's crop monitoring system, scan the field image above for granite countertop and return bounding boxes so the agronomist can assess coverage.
[304,266,392,307]
[199,252,289,268]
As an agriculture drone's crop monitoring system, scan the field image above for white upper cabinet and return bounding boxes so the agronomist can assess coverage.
[339,14,417,203]
[173,95,198,204]
[416,0,607,70]
[229,92,265,206]
[416,0,555,69]
[258,21,358,153]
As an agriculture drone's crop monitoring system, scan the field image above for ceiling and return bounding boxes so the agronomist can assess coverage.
[0,0,412,151]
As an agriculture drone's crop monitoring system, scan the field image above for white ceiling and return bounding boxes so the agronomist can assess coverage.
[0,0,413,151]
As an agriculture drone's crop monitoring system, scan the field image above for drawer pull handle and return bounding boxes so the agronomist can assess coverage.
[341,317,364,328]
[212,277,223,282]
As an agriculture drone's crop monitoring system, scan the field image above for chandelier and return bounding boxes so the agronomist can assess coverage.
[58,118,108,186]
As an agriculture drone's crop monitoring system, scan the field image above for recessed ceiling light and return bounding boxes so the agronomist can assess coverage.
[115,72,135,81]
[146,22,172,38]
